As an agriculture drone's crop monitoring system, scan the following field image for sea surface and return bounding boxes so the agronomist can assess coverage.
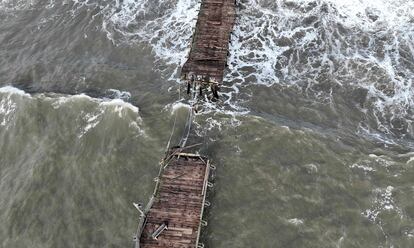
[1,0,414,247]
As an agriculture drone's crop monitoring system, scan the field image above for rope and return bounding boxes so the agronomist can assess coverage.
[179,107,192,147]
[165,83,181,152]
[179,84,198,148]
[165,80,197,152]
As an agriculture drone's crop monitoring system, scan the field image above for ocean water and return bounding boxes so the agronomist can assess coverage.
[0,0,413,247]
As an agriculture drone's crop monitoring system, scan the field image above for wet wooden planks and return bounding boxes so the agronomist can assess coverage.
[138,153,210,248]
[181,0,236,90]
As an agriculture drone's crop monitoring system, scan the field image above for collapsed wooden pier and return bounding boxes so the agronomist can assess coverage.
[181,0,236,97]
[134,0,236,246]
[135,150,212,248]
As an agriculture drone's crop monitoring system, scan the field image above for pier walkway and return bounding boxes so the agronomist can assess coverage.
[181,0,236,97]
[135,150,212,248]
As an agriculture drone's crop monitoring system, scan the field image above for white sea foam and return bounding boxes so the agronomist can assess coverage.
[99,0,199,79]
[351,154,397,177]
[0,86,32,97]
[170,102,191,114]
[0,96,16,127]
[79,109,105,137]
[362,186,403,222]
[324,0,414,28]
[0,86,32,128]
[229,0,414,84]
[350,163,376,173]
[0,0,36,12]
[288,218,304,225]
[395,151,414,164]
[228,0,414,137]
[106,89,131,101]
[204,117,223,131]
[405,229,414,239]
[304,163,319,174]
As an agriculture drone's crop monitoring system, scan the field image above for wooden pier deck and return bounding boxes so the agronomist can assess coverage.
[135,151,211,248]
[181,0,236,96]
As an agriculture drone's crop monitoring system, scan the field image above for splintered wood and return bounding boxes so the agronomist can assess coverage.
[138,153,210,248]
[181,0,236,92]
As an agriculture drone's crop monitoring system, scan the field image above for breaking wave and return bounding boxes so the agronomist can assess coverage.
[0,86,145,138]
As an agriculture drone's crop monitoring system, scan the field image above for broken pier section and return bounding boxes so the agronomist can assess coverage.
[135,150,213,248]
[181,0,236,97]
